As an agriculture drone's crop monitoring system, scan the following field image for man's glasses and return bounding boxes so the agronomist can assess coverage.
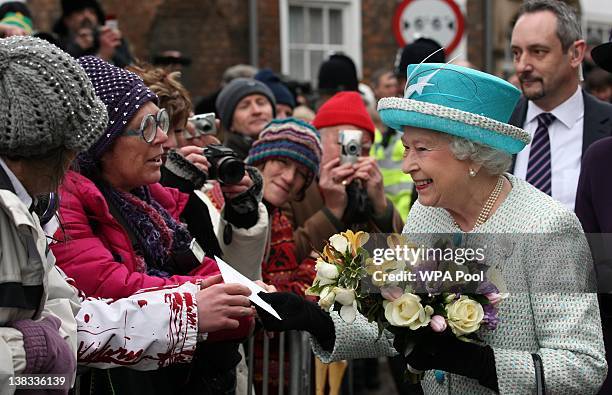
[123,108,170,143]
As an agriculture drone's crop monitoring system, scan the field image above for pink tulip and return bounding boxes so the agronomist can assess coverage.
[485,293,502,305]
[430,315,447,333]
[380,286,403,301]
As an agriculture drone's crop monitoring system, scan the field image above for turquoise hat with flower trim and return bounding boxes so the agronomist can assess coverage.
[378,63,530,154]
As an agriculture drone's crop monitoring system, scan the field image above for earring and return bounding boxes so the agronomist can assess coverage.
[469,168,477,177]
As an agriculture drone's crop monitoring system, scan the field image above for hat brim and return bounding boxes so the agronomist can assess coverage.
[592,42,612,73]
[378,98,529,154]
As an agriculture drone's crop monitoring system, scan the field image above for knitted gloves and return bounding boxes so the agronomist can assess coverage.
[162,149,208,191]
[10,316,76,375]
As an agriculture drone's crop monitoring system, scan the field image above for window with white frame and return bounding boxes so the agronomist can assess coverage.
[280,0,362,86]
[586,22,611,45]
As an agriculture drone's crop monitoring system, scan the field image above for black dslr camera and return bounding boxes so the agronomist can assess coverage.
[203,144,245,185]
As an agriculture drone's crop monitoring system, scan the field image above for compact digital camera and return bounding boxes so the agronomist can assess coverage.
[338,129,363,164]
[202,144,244,185]
[189,113,217,135]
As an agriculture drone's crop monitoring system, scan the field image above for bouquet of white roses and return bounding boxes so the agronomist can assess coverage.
[307,231,506,380]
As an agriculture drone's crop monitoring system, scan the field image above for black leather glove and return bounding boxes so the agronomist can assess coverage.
[224,166,263,229]
[393,329,499,392]
[256,292,336,351]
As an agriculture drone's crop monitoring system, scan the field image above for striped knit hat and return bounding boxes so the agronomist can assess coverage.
[246,118,322,189]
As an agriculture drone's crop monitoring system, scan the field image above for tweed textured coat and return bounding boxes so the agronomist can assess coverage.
[312,174,607,394]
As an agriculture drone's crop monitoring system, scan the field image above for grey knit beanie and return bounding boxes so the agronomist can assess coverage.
[215,78,276,131]
[0,36,108,158]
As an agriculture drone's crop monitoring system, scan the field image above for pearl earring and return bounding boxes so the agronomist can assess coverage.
[469,168,477,177]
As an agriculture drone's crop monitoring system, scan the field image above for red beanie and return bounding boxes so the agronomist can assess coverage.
[312,91,376,138]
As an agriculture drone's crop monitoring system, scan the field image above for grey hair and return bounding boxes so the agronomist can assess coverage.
[448,136,512,176]
[517,0,582,51]
[222,64,258,85]
[371,68,394,88]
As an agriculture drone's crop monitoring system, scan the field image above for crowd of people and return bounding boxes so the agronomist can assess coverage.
[1,0,612,394]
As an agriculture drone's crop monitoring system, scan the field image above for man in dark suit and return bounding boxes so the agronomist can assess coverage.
[509,0,612,211]
[574,37,612,395]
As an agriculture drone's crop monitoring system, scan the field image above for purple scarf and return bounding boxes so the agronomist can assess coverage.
[99,183,194,277]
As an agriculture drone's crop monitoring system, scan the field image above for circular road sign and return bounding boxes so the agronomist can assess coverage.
[393,0,465,55]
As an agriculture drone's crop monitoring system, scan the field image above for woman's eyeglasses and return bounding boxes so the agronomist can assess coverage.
[123,108,170,143]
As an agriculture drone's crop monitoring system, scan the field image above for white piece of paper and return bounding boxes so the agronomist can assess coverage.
[214,256,282,320]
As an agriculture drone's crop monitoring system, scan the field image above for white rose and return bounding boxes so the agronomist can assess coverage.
[383,293,433,330]
[318,287,336,311]
[333,287,356,306]
[446,295,484,336]
[329,234,349,254]
[315,260,339,286]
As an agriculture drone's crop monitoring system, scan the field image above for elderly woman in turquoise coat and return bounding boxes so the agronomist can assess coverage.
[256,63,607,394]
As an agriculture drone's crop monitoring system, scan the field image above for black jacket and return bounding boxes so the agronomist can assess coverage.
[508,90,612,161]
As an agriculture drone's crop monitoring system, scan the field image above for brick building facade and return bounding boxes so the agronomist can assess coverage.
[27,0,596,102]
[28,0,470,99]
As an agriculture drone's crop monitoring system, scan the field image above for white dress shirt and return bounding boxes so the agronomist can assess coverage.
[514,86,584,211]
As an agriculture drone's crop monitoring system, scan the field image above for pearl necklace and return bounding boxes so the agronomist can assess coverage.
[454,176,505,231]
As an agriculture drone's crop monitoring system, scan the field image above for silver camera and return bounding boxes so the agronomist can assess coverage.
[339,130,362,164]
[188,113,217,136]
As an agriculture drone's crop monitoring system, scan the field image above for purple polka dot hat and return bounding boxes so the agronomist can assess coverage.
[77,56,158,159]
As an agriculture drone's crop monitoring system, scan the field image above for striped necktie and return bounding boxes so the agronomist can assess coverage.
[526,112,556,195]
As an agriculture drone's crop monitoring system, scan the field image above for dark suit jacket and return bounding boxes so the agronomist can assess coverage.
[509,90,612,165]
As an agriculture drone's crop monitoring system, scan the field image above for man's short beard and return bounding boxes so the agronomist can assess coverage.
[523,89,546,101]
[520,82,546,101]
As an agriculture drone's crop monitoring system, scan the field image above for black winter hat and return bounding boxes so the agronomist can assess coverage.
[592,37,612,73]
[255,68,296,108]
[394,38,446,78]
[61,0,105,24]
[317,53,359,93]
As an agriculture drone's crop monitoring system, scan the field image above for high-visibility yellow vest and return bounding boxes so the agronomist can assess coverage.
[371,128,413,220]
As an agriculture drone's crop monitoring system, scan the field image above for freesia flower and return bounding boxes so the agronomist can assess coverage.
[430,315,447,332]
[329,234,349,254]
[341,230,369,254]
[319,287,336,311]
[333,287,356,306]
[482,303,500,330]
[380,286,404,302]
[485,293,502,305]
[322,244,341,264]
[315,259,339,286]
[476,280,499,295]
[386,234,419,266]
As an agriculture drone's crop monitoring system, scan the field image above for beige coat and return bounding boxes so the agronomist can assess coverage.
[0,187,203,394]
[0,189,79,394]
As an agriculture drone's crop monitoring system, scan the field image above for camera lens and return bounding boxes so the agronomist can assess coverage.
[217,157,245,184]
[346,141,360,156]
[200,120,213,132]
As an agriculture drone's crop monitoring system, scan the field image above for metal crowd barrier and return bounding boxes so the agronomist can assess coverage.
[246,331,313,395]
